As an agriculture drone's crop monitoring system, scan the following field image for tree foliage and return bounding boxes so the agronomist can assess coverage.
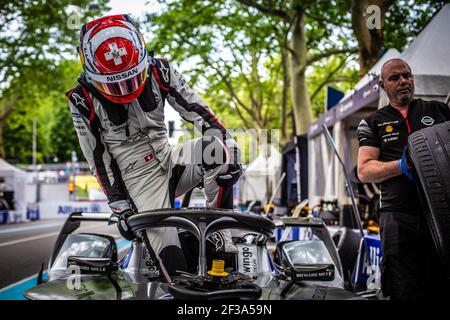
[146,0,359,136]
[4,60,85,164]
[145,0,444,137]
[147,0,291,135]
[1,0,446,163]
[1,0,109,162]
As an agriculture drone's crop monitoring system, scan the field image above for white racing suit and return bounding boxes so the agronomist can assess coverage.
[67,57,240,274]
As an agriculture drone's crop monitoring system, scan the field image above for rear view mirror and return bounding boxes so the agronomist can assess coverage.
[50,233,118,273]
[275,240,337,282]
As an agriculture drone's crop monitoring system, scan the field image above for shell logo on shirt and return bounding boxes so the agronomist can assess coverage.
[385,124,394,133]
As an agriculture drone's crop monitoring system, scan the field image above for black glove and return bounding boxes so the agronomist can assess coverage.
[116,209,135,240]
[216,163,243,187]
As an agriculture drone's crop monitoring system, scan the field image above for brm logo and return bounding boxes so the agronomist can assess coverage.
[106,68,139,82]
[421,116,435,126]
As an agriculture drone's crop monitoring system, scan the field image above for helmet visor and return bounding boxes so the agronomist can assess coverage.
[84,52,149,97]
[90,68,147,96]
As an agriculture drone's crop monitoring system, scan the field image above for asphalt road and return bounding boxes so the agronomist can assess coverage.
[0,218,124,290]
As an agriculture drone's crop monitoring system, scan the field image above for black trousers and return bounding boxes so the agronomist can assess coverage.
[379,211,449,300]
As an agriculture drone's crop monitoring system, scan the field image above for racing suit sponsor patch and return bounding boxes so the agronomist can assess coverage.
[152,89,161,103]
[71,92,86,106]
[124,161,137,174]
[159,60,169,82]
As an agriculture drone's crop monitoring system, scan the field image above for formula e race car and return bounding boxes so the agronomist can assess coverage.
[24,208,365,300]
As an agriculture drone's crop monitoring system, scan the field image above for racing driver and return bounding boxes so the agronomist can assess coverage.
[67,15,242,275]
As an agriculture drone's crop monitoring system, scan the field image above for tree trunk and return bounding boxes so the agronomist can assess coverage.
[0,95,21,159]
[290,10,312,136]
[281,50,289,143]
[352,0,392,76]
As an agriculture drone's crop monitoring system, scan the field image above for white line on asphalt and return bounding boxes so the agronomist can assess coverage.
[0,232,60,248]
[0,222,62,234]
[0,224,112,248]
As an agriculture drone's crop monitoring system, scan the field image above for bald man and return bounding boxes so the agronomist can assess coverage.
[357,58,450,299]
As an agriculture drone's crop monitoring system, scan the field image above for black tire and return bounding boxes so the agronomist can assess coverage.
[408,120,450,276]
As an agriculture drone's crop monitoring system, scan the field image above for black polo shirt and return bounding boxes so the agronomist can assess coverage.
[357,98,450,214]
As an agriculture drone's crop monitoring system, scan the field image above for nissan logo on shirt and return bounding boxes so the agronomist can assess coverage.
[421,116,435,126]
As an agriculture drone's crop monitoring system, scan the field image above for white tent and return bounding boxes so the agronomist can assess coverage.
[0,158,27,220]
[240,145,282,204]
[401,4,450,99]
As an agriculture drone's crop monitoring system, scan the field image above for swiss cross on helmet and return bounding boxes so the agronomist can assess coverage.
[78,14,149,104]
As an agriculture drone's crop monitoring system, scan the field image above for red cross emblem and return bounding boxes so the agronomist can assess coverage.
[144,154,154,162]
[104,42,127,65]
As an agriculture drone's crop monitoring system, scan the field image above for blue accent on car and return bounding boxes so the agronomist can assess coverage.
[0,272,48,300]
[120,244,133,269]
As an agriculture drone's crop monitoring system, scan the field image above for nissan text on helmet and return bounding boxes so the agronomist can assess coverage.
[78,14,149,104]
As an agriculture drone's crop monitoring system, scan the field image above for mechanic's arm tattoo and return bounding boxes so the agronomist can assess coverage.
[357,146,402,183]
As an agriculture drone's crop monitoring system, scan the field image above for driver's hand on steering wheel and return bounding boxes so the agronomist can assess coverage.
[114,209,135,240]
[216,163,243,187]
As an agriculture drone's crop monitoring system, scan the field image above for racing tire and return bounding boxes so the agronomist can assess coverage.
[408,120,450,276]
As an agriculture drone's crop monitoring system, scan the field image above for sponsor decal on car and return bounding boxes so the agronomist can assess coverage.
[237,244,258,276]
[142,247,159,278]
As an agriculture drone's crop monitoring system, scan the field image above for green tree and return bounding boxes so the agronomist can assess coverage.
[146,0,359,137]
[158,0,443,136]
[351,0,446,76]
[0,0,109,158]
[3,60,84,164]
[147,0,293,139]
[236,0,358,135]
[47,60,85,163]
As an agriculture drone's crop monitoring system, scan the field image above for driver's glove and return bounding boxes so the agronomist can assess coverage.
[397,146,413,181]
[216,163,243,187]
[116,209,135,240]
[109,200,135,240]
[216,142,243,187]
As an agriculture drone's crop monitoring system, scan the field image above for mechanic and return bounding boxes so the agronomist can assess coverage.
[357,58,450,300]
[67,15,242,275]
